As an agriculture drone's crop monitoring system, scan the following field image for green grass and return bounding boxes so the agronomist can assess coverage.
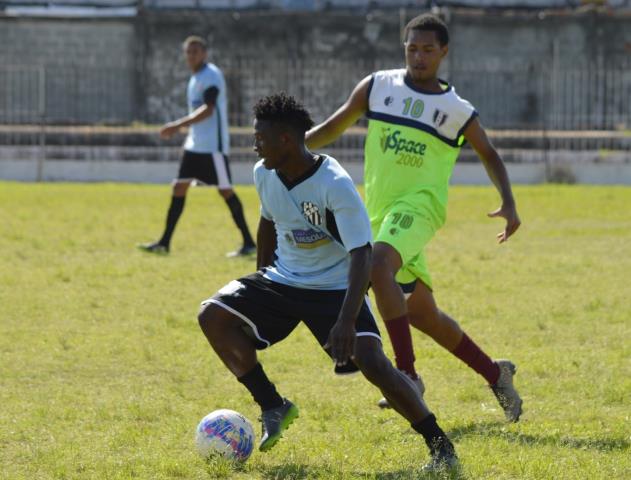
[0,182,629,480]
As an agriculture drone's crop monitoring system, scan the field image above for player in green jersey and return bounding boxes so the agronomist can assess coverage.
[306,13,523,421]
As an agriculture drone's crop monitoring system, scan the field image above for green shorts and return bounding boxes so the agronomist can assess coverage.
[372,203,436,290]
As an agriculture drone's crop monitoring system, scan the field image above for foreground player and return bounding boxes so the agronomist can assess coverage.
[198,93,457,471]
[306,14,522,420]
[138,36,255,257]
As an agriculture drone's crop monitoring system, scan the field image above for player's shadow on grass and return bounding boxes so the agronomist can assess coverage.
[449,421,630,452]
[261,463,466,480]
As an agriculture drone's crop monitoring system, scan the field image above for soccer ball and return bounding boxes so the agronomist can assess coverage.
[195,409,255,461]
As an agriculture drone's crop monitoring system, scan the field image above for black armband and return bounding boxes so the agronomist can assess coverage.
[203,86,219,105]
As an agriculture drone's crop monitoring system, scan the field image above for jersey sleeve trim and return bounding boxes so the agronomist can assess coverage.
[203,86,219,105]
[366,73,376,107]
[367,110,461,148]
[348,242,372,254]
[325,208,343,245]
[455,110,479,147]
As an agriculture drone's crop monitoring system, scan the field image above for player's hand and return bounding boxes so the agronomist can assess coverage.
[159,123,180,139]
[488,202,521,243]
[324,319,357,366]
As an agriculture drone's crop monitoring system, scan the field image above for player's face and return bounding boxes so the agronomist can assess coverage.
[184,43,206,71]
[253,119,286,170]
[404,30,447,83]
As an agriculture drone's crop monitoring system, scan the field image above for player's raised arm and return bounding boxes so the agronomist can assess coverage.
[305,75,372,150]
[256,216,276,270]
[463,118,521,243]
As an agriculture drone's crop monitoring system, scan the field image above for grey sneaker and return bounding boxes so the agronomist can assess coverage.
[137,241,169,255]
[490,359,523,422]
[377,371,425,409]
[421,443,459,473]
[226,244,256,258]
[258,398,299,452]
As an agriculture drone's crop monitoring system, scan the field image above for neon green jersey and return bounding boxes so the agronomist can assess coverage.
[364,69,477,229]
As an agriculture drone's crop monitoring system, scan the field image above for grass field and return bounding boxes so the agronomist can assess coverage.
[1,181,629,480]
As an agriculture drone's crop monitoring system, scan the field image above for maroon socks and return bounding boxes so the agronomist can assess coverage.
[385,314,500,385]
[452,333,500,384]
[384,314,418,379]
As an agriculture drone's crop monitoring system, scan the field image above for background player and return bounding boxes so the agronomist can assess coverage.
[138,35,255,257]
[306,14,523,421]
[198,93,458,471]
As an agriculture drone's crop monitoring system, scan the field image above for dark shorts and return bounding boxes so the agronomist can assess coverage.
[177,150,232,188]
[201,272,381,351]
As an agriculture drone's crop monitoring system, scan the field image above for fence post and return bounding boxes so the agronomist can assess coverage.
[543,38,560,182]
[36,65,46,182]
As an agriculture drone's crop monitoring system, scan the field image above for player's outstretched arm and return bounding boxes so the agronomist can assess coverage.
[325,244,372,365]
[464,118,521,243]
[256,216,277,270]
[305,75,372,150]
[160,87,218,139]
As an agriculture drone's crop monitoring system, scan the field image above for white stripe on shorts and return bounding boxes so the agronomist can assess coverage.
[358,295,381,341]
[201,298,271,348]
[212,153,232,189]
[356,332,382,342]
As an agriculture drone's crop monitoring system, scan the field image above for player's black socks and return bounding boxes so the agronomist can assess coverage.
[159,195,186,248]
[225,194,255,247]
[237,363,284,411]
[411,414,455,454]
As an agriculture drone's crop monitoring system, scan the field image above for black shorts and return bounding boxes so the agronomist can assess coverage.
[176,150,232,188]
[201,272,381,351]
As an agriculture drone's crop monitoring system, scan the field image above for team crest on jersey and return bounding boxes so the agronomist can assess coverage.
[432,109,449,127]
[301,201,322,226]
[384,96,394,106]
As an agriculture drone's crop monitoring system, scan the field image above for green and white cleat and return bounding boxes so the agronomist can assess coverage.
[490,359,523,422]
[378,371,425,409]
[137,241,169,255]
[258,398,299,452]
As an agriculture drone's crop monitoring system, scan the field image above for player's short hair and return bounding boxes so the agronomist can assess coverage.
[403,14,449,46]
[183,35,207,50]
[253,93,314,136]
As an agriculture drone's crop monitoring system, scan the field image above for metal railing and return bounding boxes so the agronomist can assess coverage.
[3,58,630,130]
[1,58,630,179]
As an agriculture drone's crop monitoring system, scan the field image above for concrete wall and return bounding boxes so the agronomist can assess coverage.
[0,16,138,123]
[2,8,630,127]
[138,9,402,124]
[0,17,135,67]
[139,8,631,127]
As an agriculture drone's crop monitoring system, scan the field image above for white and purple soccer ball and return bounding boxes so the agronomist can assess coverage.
[195,409,255,462]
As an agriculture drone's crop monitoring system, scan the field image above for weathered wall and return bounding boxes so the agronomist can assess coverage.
[450,11,631,128]
[1,8,630,127]
[0,16,138,123]
[0,17,135,67]
[141,8,631,128]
